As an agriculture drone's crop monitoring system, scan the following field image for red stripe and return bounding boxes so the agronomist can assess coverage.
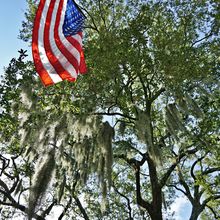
[32,0,54,86]
[78,32,83,38]
[67,33,87,74]
[79,50,87,74]
[44,0,75,81]
[54,0,80,75]
[66,35,82,56]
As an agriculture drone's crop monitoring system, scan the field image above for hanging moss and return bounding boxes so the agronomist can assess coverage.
[118,120,126,136]
[16,86,115,204]
[135,108,161,165]
[28,149,55,220]
[97,121,114,186]
[57,174,66,203]
[176,96,189,114]
[167,104,186,132]
[97,156,105,185]
[166,105,182,131]
[100,180,108,214]
[19,86,33,110]
[165,105,180,140]
[165,116,179,140]
[185,93,204,118]
[135,109,148,143]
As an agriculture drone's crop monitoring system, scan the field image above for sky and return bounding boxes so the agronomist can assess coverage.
[0,0,31,75]
[0,1,192,219]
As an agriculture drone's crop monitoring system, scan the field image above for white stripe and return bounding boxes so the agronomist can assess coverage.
[58,25,81,66]
[38,0,62,83]
[58,0,81,74]
[49,0,78,79]
[70,34,83,47]
[58,0,81,64]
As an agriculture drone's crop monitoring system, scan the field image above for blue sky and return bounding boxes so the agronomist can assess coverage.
[0,0,31,75]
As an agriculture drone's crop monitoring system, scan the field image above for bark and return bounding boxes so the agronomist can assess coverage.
[73,194,90,220]
[189,206,203,220]
[146,153,163,220]
[113,183,133,220]
[135,154,163,220]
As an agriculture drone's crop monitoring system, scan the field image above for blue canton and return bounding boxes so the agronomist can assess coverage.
[63,0,85,36]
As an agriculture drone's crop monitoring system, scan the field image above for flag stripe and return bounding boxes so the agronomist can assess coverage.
[38,0,55,75]
[37,0,63,84]
[32,0,86,86]
[49,0,77,78]
[44,0,75,81]
[54,0,79,76]
[32,0,61,86]
[66,35,83,57]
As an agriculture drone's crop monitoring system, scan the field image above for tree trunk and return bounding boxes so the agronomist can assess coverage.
[135,153,163,220]
[147,154,163,220]
[149,209,163,220]
[149,181,163,220]
[189,206,202,220]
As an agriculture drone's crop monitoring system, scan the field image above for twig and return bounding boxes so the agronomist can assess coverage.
[113,183,133,220]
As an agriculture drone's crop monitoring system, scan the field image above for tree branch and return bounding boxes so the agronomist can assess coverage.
[116,154,152,214]
[94,112,136,121]
[113,183,133,220]
[160,162,179,188]
[73,194,90,220]
[202,195,220,208]
[160,148,198,187]
[191,31,213,47]
[206,205,220,220]
[202,167,220,176]
[0,155,10,176]
[0,179,10,193]
[98,0,107,29]
[80,7,99,32]
[190,155,206,181]
[0,198,45,220]
[115,153,147,169]
[167,184,187,196]
[137,73,149,110]
[150,88,165,103]
[177,166,194,203]
[58,197,72,220]
[42,200,57,218]
[9,157,20,194]
[135,167,152,214]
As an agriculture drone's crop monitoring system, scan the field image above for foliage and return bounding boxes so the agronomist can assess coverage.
[1,0,220,220]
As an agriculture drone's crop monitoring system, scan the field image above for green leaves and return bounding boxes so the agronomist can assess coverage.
[0,0,220,219]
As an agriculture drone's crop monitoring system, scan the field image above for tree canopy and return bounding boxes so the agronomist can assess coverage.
[0,0,220,219]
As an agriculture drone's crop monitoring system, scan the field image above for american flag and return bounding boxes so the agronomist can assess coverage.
[32,0,87,86]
